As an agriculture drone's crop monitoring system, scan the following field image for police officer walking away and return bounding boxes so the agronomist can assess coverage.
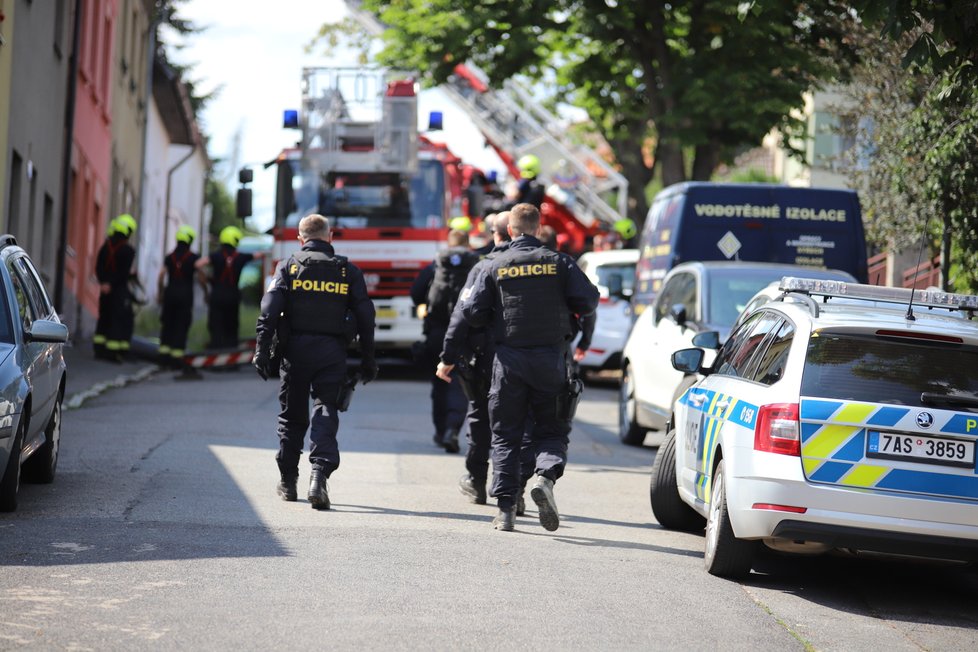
[437,211,512,504]
[196,225,252,349]
[157,225,200,367]
[254,214,377,510]
[410,229,480,453]
[94,214,138,362]
[451,203,598,532]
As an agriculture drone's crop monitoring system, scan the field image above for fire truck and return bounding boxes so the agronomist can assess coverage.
[263,66,476,352]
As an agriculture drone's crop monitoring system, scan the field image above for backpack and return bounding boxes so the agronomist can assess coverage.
[426,248,478,324]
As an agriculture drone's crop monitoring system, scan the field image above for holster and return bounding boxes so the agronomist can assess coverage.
[268,318,290,379]
[555,376,584,421]
[455,353,489,402]
[336,371,362,412]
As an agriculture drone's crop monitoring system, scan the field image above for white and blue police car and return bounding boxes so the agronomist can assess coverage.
[649,277,978,578]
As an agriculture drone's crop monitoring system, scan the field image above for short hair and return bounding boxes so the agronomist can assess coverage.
[299,214,331,241]
[494,211,512,242]
[482,213,496,234]
[447,229,469,247]
[538,225,557,250]
[509,203,540,236]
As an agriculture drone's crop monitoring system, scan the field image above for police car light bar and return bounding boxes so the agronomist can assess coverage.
[778,277,978,310]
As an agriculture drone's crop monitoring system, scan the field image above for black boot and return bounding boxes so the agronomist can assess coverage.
[308,469,330,510]
[277,474,298,502]
[458,473,487,504]
[443,428,460,454]
[492,506,516,532]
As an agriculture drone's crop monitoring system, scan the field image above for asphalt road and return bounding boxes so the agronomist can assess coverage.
[2,365,977,650]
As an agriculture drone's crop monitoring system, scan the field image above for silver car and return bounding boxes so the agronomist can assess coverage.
[0,235,69,512]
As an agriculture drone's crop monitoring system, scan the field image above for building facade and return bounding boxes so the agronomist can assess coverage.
[4,0,74,287]
[63,0,117,336]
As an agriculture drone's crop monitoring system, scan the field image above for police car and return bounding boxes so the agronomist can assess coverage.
[649,277,978,578]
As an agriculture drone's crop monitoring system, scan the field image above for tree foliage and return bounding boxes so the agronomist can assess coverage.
[353,0,859,222]
[835,25,978,292]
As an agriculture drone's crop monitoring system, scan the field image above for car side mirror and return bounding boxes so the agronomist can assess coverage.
[671,347,705,374]
[691,331,720,350]
[669,303,687,326]
[606,272,624,299]
[26,319,69,344]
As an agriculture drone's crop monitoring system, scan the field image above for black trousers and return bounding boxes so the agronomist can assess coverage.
[488,344,570,510]
[277,334,348,478]
[424,324,467,437]
[160,295,193,354]
[208,291,240,349]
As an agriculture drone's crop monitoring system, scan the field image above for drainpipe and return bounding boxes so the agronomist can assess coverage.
[54,0,84,314]
[162,143,198,261]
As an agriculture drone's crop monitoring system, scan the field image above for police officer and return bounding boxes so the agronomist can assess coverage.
[94,214,138,362]
[196,225,253,349]
[410,229,480,453]
[254,214,377,510]
[437,211,512,505]
[472,213,497,258]
[156,225,200,367]
[448,203,598,532]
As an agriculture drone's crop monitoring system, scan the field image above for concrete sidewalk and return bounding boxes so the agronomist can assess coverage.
[62,339,160,409]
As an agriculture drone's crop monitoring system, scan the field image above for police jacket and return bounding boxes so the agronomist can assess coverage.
[461,235,598,348]
[163,243,200,302]
[95,235,136,290]
[256,239,376,359]
[440,242,512,365]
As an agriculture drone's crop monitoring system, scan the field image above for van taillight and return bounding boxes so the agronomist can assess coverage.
[754,403,800,456]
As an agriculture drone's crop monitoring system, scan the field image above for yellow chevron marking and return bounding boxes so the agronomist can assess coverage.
[831,403,876,424]
[802,424,860,459]
[803,458,822,477]
[842,464,889,487]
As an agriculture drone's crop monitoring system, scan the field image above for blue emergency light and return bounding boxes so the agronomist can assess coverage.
[427,111,443,131]
[283,109,299,129]
[487,170,498,184]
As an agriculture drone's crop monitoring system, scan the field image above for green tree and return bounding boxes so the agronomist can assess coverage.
[835,26,978,292]
[350,0,859,223]
[206,178,238,239]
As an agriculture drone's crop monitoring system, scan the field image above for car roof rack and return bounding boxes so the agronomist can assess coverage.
[777,276,978,319]
[0,234,17,249]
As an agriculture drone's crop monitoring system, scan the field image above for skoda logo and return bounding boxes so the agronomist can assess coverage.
[916,411,934,429]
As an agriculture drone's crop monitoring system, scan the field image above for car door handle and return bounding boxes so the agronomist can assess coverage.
[689,393,707,407]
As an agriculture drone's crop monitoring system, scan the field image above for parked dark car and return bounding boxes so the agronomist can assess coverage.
[0,235,69,512]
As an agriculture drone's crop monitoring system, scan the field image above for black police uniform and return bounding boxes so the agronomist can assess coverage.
[207,245,253,349]
[255,239,376,497]
[410,246,479,451]
[515,178,545,209]
[440,242,510,496]
[460,235,598,512]
[159,243,200,361]
[94,234,136,359]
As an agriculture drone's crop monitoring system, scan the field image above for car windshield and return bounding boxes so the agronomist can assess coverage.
[0,274,13,344]
[801,333,978,412]
[595,263,636,293]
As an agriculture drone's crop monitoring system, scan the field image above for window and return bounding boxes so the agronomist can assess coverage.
[42,194,55,283]
[802,333,978,411]
[14,257,54,318]
[714,312,782,378]
[654,272,696,324]
[54,0,67,57]
[0,274,14,344]
[8,151,22,233]
[6,260,34,328]
[750,319,795,385]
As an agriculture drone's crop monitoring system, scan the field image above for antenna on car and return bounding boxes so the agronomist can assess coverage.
[905,231,929,322]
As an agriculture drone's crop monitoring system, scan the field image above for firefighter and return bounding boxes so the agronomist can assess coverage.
[513,154,545,209]
[196,225,253,350]
[254,214,377,509]
[157,225,200,367]
[446,203,598,532]
[410,228,480,453]
[94,214,138,362]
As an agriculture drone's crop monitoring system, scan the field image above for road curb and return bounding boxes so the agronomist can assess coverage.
[65,365,160,410]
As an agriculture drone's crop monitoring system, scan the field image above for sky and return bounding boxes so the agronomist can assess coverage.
[167,0,504,233]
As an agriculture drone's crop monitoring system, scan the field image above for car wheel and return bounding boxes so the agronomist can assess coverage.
[650,430,705,531]
[703,459,755,578]
[23,393,62,484]
[618,364,648,446]
[0,418,25,513]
